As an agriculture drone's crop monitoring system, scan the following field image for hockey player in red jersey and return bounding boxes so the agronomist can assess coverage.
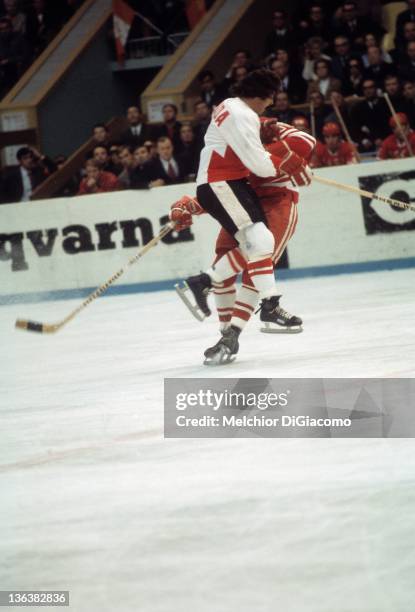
[311,122,358,167]
[172,118,316,364]
[174,69,312,364]
[377,113,415,160]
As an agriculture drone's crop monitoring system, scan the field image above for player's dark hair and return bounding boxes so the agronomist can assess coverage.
[231,68,280,100]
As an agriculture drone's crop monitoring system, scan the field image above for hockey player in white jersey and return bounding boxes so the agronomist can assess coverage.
[176,69,312,364]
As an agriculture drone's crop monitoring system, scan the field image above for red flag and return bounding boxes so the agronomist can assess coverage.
[112,0,135,64]
[186,0,206,29]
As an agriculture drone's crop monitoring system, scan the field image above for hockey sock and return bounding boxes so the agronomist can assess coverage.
[246,257,277,298]
[231,271,259,330]
[212,276,237,331]
[207,248,247,284]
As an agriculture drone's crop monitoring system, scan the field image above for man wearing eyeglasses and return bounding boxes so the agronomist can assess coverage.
[350,79,390,151]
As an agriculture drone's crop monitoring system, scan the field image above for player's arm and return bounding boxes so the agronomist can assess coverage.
[216,104,310,183]
[169,195,205,231]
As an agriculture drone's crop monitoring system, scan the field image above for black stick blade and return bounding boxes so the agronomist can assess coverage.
[15,319,44,333]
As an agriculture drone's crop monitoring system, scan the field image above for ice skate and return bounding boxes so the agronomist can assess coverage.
[203,325,241,366]
[258,295,303,334]
[175,272,212,320]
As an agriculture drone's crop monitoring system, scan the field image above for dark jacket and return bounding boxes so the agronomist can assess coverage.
[1,162,54,204]
[119,123,155,148]
[145,156,187,185]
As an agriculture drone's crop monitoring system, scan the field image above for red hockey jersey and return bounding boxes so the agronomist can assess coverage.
[377,132,415,159]
[312,141,356,167]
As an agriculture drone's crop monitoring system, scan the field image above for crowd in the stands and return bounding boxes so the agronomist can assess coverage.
[0,0,86,98]
[1,0,415,203]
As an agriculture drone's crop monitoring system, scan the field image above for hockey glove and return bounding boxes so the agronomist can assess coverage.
[169,195,204,231]
[260,118,279,144]
[273,141,313,187]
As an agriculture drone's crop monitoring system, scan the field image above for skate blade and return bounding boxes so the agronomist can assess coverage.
[175,282,206,322]
[203,346,236,366]
[260,322,303,334]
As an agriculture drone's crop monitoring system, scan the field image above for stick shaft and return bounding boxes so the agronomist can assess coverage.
[384,93,414,156]
[16,222,175,333]
[310,101,316,139]
[331,97,361,162]
[313,174,415,211]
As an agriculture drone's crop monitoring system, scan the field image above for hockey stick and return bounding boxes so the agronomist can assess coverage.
[15,222,175,334]
[310,100,316,139]
[313,175,415,212]
[383,93,414,156]
[330,94,361,163]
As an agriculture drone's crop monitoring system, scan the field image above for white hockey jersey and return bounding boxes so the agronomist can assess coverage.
[196,97,280,185]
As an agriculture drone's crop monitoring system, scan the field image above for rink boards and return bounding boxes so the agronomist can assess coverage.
[1,158,415,302]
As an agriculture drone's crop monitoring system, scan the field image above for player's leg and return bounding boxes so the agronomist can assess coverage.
[259,194,303,333]
[186,179,278,321]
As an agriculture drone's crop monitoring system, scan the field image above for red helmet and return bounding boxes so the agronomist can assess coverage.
[389,112,408,128]
[292,115,309,129]
[322,122,341,136]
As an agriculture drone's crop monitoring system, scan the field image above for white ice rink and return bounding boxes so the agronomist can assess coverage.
[1,268,415,612]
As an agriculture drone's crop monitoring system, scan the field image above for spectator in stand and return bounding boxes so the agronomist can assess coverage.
[25,0,56,54]
[146,136,186,187]
[302,36,331,82]
[131,145,151,188]
[331,35,358,81]
[342,56,365,96]
[398,40,415,81]
[271,58,307,103]
[307,90,331,139]
[197,69,226,108]
[154,103,182,150]
[109,143,122,169]
[0,16,29,96]
[332,1,384,51]
[361,32,393,68]
[384,75,415,126]
[395,0,415,51]
[306,59,342,101]
[222,64,249,97]
[117,145,136,189]
[394,21,415,61]
[143,139,157,159]
[363,46,396,87]
[192,99,211,147]
[120,106,153,148]
[133,144,150,166]
[78,159,119,195]
[403,80,415,120]
[297,3,331,44]
[351,78,390,151]
[2,0,27,35]
[311,121,358,167]
[176,121,200,177]
[264,9,295,55]
[1,145,56,203]
[223,49,256,86]
[292,115,312,134]
[264,91,298,124]
[92,123,110,146]
[92,145,121,176]
[377,112,415,159]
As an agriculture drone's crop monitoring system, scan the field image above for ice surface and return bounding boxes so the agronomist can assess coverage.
[1,269,415,612]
